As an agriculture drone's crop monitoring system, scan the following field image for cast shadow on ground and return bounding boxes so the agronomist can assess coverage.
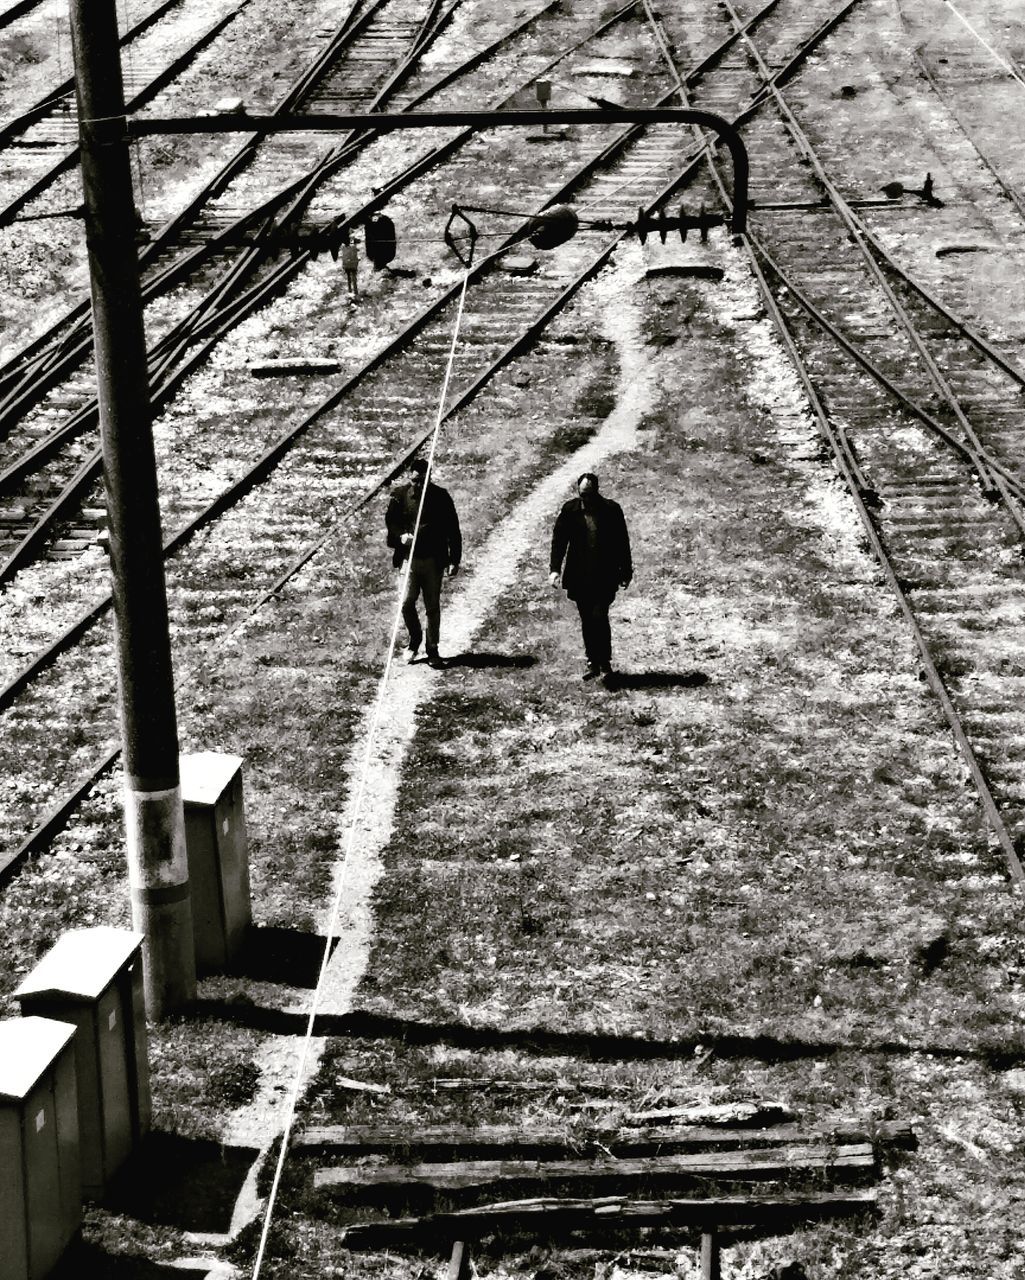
[441,651,538,670]
[604,669,709,691]
[101,1131,259,1233]
[55,1243,194,1278]
[228,925,338,988]
[186,1001,1021,1070]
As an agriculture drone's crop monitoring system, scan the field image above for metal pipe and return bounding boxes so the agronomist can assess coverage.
[68,0,195,1019]
[127,107,749,233]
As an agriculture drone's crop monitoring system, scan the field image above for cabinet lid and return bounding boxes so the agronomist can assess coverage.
[0,1017,76,1100]
[14,926,144,1002]
[179,751,244,807]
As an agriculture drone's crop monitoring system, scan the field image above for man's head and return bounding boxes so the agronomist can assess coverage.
[409,457,429,489]
[577,472,600,503]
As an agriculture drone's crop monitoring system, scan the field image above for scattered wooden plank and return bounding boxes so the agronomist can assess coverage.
[625,1102,795,1126]
[339,1189,879,1247]
[398,1079,631,1094]
[571,59,637,77]
[295,1119,912,1157]
[701,1230,720,1280]
[448,1241,470,1280]
[334,1076,390,1096]
[314,1143,875,1196]
[248,358,343,377]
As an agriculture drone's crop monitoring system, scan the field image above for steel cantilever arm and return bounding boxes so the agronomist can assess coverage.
[126,108,749,234]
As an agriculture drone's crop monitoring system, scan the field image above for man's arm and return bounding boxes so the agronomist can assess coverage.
[550,504,570,579]
[616,503,632,585]
[384,490,407,549]
[446,489,462,570]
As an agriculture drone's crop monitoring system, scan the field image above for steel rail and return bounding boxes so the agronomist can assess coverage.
[0,0,466,461]
[841,203,1025,390]
[0,0,576,400]
[0,0,408,428]
[640,0,873,496]
[0,1,691,561]
[577,0,864,217]
[742,244,1025,505]
[0,0,254,231]
[722,0,1005,500]
[131,0,460,378]
[0,1,589,571]
[0,0,369,394]
[0,0,185,150]
[899,28,1025,222]
[647,0,1025,897]
[0,0,861,648]
[748,243,1025,898]
[0,0,887,876]
[0,0,727,433]
[0,0,573,434]
[723,0,1025,553]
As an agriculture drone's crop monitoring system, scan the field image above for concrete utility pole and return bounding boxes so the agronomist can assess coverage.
[69,0,195,1018]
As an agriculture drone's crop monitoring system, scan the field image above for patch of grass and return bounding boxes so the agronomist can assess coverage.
[0,33,44,78]
[573,379,617,420]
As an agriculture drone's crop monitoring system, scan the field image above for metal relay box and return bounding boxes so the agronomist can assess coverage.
[0,1016,81,1280]
[14,927,150,1200]
[179,752,251,972]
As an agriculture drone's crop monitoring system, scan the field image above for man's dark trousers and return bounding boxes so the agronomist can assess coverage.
[402,555,443,653]
[575,591,614,668]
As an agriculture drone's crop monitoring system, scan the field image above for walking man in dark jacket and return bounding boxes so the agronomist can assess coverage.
[549,472,632,680]
[386,457,462,667]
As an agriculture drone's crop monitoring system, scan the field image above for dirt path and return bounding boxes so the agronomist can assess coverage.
[221,243,662,1235]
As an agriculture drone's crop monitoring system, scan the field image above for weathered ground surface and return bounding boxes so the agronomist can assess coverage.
[3,2,1025,1278]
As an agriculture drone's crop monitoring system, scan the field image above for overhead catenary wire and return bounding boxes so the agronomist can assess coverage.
[937,0,1025,92]
[248,265,473,1280]
[54,0,65,81]
[119,0,148,220]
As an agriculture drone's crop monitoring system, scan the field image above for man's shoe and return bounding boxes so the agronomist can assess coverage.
[426,649,445,669]
[599,663,614,676]
[582,663,600,681]
[403,646,420,665]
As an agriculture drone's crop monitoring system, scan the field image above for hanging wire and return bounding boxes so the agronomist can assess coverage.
[248,266,474,1280]
[54,0,66,83]
[938,0,1025,92]
[120,0,148,221]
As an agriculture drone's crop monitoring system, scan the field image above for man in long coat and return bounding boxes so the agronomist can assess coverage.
[386,457,462,667]
[549,472,632,679]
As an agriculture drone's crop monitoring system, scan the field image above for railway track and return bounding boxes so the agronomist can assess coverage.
[0,0,574,579]
[0,0,43,30]
[0,0,846,607]
[0,0,860,873]
[0,0,191,155]
[645,0,1025,893]
[0,0,677,869]
[895,0,1025,221]
[0,0,253,228]
[5,4,1022,1271]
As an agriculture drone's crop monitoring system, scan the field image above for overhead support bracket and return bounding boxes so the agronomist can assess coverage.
[124,107,749,235]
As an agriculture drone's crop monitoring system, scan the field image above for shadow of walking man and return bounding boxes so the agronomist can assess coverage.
[602,669,710,691]
[442,652,538,670]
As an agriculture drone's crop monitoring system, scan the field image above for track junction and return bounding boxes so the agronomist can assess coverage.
[2,0,1025,1276]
